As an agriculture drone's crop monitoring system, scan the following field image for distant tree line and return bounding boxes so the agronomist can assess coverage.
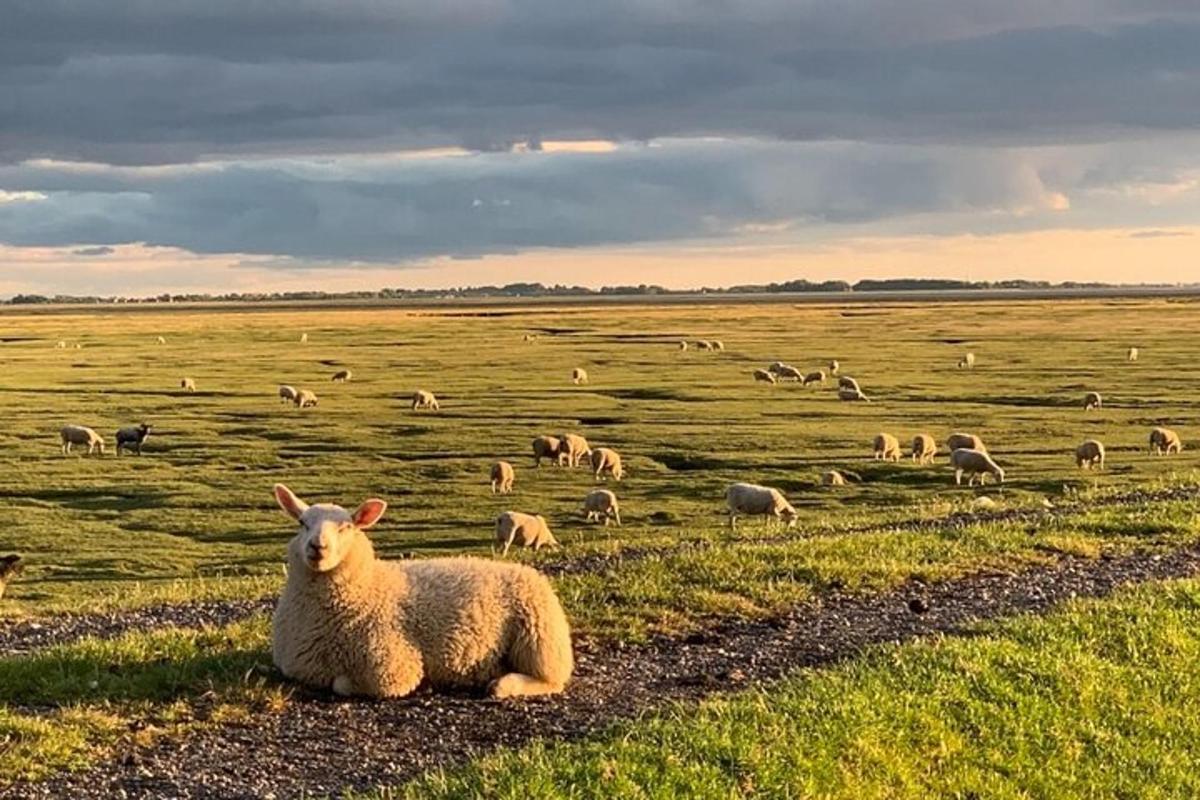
[3,278,1180,305]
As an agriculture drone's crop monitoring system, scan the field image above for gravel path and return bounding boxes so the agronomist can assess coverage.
[9,540,1200,800]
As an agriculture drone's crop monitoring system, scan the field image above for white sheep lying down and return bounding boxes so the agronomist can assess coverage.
[725,482,797,530]
[950,448,1005,485]
[271,485,573,699]
[61,424,105,456]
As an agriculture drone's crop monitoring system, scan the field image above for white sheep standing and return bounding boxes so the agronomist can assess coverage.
[279,385,298,404]
[412,390,439,411]
[271,485,573,699]
[299,332,309,344]
[911,433,937,465]
[1149,427,1182,455]
[490,461,515,494]
[950,448,1005,486]
[947,432,987,453]
[873,433,902,462]
[821,470,846,487]
[678,341,688,351]
[775,365,804,382]
[56,340,67,349]
[582,489,621,526]
[712,340,725,351]
[1083,391,1102,411]
[1076,439,1105,470]
[180,377,196,393]
[557,433,591,467]
[725,482,797,530]
[294,389,319,408]
[590,447,623,481]
[571,368,589,385]
[494,511,558,556]
[156,336,166,345]
[802,370,826,386]
[828,359,840,376]
[532,436,563,467]
[1127,347,1139,362]
[958,352,976,369]
[60,425,105,456]
[753,369,777,384]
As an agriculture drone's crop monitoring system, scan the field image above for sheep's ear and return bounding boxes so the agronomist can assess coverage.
[274,484,308,521]
[352,499,387,529]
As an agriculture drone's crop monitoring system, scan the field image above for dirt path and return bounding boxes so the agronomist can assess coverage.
[8,540,1200,800]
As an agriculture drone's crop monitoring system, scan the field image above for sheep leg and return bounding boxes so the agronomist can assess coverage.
[489,672,565,698]
[954,468,963,485]
[613,510,621,526]
[491,480,497,495]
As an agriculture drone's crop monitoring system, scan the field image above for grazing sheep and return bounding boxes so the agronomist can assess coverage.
[582,489,621,526]
[156,336,166,345]
[803,370,826,386]
[1083,391,1102,411]
[55,340,67,349]
[0,555,22,600]
[571,367,589,385]
[828,359,840,376]
[776,365,804,382]
[911,433,937,465]
[60,425,105,456]
[294,389,319,409]
[753,369,777,384]
[331,370,352,383]
[271,485,572,699]
[873,433,902,462]
[1076,439,1105,470]
[279,385,298,404]
[837,387,870,402]
[837,376,861,392]
[180,377,196,393]
[115,423,152,456]
[590,447,623,482]
[821,470,846,487]
[958,352,976,369]
[946,432,987,454]
[678,341,688,351]
[532,436,563,467]
[495,511,558,556]
[767,361,788,375]
[697,340,713,350]
[949,448,1005,486]
[523,334,538,343]
[299,332,308,344]
[712,340,725,351]
[558,433,592,468]
[411,390,439,411]
[725,482,797,530]
[1149,427,1182,455]
[1128,347,1139,362]
[490,461,515,494]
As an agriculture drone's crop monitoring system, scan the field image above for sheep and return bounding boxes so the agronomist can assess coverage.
[828,359,840,376]
[678,340,688,351]
[294,389,319,409]
[837,387,870,402]
[712,340,725,351]
[590,447,623,482]
[946,432,987,454]
[1083,391,1102,411]
[1076,439,1105,470]
[873,433,902,462]
[821,470,846,487]
[767,361,788,375]
[490,461,515,494]
[271,485,572,699]
[571,367,589,385]
[411,390,439,411]
[0,555,22,600]
[74,343,83,349]
[911,433,937,465]
[775,365,804,382]
[697,340,714,350]
[949,448,1005,486]
[331,369,352,383]
[837,376,861,392]
[803,370,826,386]
[558,433,592,468]
[180,377,196,393]
[55,340,67,349]
[1128,347,1139,362]
[60,425,105,456]
[115,423,152,456]
[531,436,563,467]
[958,352,976,369]
[725,482,797,530]
[156,336,166,345]
[582,489,621,526]
[1149,427,1182,455]
[753,368,777,384]
[523,334,538,343]
[495,511,558,556]
[299,332,308,344]
[279,385,298,404]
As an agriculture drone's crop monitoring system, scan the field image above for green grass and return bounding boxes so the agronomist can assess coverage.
[393,577,1200,799]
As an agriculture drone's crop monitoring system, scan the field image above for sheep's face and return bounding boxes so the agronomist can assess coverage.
[274,484,386,573]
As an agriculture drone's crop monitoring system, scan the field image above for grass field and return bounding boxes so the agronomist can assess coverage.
[1,297,1198,795]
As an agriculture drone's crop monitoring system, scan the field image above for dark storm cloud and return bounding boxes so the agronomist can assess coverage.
[2,1,1199,164]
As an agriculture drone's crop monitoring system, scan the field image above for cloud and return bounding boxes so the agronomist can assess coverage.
[1128,228,1192,238]
[3,3,1200,164]
[71,245,115,256]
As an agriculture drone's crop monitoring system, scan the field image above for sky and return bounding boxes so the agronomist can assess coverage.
[2,1,1199,295]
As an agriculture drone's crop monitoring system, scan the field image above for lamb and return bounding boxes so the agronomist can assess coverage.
[775,365,804,382]
[60,424,105,456]
[958,352,976,369]
[558,433,592,467]
[115,423,152,456]
[494,511,558,556]
[590,447,623,482]
[725,482,797,530]
[571,368,589,385]
[1149,427,1182,455]
[949,448,1005,486]
[532,436,563,467]
[1128,347,1139,362]
[821,470,846,487]
[1075,439,1105,470]
[802,370,826,386]
[828,359,840,376]
[0,554,22,600]
[946,432,987,453]
[331,370,352,383]
[294,389,319,408]
[271,485,572,699]
[873,433,902,461]
[753,369,777,384]
[911,433,937,464]
[279,385,298,404]
[1083,391,1102,411]
[490,461,515,494]
[180,377,196,393]
[411,390,439,411]
[582,489,621,526]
